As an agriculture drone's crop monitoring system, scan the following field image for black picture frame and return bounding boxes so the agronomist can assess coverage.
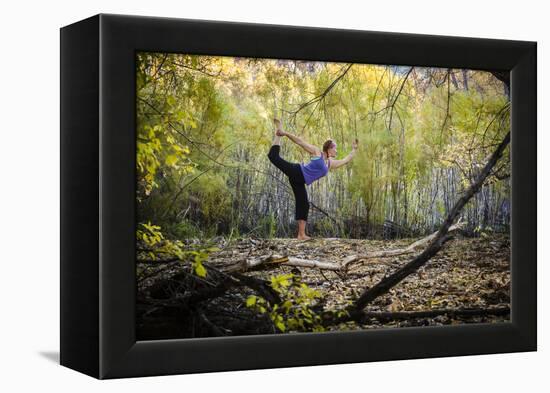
[60,13,536,379]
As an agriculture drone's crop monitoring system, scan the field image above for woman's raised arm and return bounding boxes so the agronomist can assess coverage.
[283,132,321,156]
[274,119,321,156]
[329,139,359,170]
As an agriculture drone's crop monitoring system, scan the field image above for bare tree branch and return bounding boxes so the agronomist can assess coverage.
[289,64,353,119]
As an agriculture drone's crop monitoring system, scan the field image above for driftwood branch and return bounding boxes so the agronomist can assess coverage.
[220,222,465,273]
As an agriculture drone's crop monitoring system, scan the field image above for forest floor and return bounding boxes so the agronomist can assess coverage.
[137,233,510,340]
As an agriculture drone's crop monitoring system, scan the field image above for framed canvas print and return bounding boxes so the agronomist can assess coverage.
[60,14,536,379]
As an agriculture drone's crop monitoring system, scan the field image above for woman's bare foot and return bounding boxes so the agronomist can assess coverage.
[273,118,286,136]
[296,220,310,240]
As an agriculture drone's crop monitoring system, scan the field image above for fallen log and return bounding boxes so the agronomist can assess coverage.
[340,222,465,265]
[221,254,367,272]
[323,306,510,326]
[220,222,465,273]
[356,306,510,322]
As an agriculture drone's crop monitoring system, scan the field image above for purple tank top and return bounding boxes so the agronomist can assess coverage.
[300,156,329,185]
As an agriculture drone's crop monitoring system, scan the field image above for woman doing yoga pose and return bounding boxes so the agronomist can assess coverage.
[268,118,358,240]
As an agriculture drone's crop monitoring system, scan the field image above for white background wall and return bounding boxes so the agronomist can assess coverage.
[0,0,546,390]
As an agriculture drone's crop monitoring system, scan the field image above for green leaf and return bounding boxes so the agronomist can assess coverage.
[275,320,286,332]
[246,296,257,307]
[166,95,176,106]
[194,263,207,278]
[165,154,178,167]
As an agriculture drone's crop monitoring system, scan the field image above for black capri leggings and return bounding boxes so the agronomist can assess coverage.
[267,145,309,221]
